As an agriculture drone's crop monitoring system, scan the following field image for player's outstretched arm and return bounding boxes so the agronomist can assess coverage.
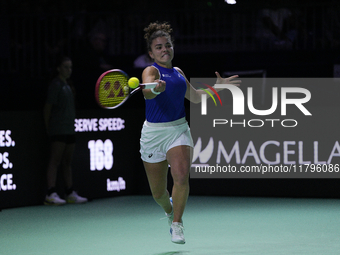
[175,67,241,104]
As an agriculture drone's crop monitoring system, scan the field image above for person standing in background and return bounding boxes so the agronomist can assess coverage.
[43,56,88,205]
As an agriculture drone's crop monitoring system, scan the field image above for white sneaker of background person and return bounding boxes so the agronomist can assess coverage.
[44,192,66,205]
[66,191,88,204]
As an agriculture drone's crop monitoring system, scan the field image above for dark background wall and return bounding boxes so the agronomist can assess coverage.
[1,0,340,209]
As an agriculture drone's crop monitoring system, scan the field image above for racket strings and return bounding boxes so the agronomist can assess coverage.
[98,73,129,107]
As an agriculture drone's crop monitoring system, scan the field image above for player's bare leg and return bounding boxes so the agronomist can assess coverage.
[143,160,172,214]
[166,145,192,223]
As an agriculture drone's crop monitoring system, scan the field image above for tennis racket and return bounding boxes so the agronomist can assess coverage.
[95,69,157,109]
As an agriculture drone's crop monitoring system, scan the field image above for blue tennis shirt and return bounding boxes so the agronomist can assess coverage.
[145,63,187,123]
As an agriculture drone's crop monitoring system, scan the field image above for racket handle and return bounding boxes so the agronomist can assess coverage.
[140,82,157,89]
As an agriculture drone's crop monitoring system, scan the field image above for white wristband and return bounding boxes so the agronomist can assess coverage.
[151,88,161,95]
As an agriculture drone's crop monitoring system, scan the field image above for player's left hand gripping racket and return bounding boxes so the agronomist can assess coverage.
[95,69,157,109]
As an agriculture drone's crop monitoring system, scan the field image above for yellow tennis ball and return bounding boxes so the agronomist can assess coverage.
[128,77,139,89]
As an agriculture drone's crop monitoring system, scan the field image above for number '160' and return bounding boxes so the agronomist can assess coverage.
[88,139,114,171]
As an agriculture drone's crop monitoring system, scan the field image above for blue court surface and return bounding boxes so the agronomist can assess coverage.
[1,195,340,255]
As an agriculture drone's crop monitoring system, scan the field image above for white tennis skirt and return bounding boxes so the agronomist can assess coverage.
[140,117,194,163]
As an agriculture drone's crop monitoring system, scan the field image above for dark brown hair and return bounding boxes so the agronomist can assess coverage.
[144,21,174,52]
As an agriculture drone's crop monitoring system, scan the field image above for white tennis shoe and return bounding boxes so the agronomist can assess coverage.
[170,222,185,244]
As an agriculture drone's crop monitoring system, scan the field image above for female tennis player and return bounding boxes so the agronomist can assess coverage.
[140,21,240,244]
